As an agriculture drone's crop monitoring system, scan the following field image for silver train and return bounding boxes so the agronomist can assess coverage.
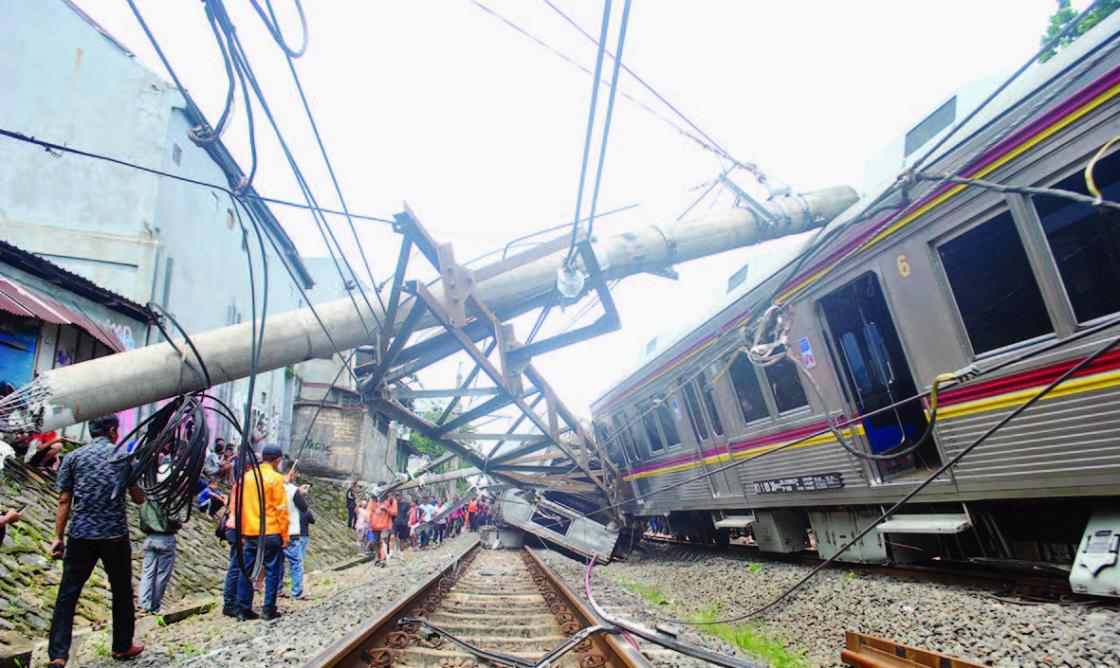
[590,16,1120,595]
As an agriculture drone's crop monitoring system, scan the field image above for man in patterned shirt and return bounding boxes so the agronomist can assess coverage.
[46,415,145,667]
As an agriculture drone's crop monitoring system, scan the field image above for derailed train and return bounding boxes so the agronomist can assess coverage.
[590,15,1120,595]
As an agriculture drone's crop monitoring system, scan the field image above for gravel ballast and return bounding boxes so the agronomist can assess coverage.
[47,532,477,667]
[534,545,1120,668]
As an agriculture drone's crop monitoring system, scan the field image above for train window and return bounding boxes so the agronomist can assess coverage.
[614,415,639,461]
[593,421,616,459]
[681,381,710,442]
[905,96,956,156]
[640,404,664,452]
[1034,151,1120,323]
[763,357,809,413]
[729,355,768,423]
[656,400,682,447]
[699,374,725,436]
[937,211,1053,354]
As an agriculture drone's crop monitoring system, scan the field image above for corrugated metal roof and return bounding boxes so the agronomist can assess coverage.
[0,239,148,322]
[0,275,128,351]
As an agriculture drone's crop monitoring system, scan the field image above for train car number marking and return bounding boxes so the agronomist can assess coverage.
[897,254,911,278]
[753,472,844,494]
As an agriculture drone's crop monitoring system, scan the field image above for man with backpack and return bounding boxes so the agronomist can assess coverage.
[137,493,182,614]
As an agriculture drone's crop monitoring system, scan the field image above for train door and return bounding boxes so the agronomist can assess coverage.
[680,375,741,497]
[819,272,941,481]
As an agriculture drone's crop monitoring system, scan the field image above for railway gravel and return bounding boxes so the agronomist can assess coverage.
[534,545,1120,668]
[48,533,477,668]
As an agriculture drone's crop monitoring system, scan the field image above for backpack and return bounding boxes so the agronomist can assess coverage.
[139,500,182,535]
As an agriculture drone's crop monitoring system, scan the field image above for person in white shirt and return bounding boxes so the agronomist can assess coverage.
[281,464,310,600]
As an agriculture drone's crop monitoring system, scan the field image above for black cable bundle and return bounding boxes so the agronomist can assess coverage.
[111,396,208,521]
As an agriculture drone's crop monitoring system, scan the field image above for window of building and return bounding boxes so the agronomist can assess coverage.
[681,381,709,442]
[728,355,768,423]
[763,357,809,413]
[905,96,956,156]
[938,211,1053,354]
[1034,151,1120,323]
[699,373,724,435]
[656,400,681,447]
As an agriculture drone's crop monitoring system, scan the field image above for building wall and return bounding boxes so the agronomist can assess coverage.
[291,401,400,483]
[0,1,332,448]
[0,0,167,301]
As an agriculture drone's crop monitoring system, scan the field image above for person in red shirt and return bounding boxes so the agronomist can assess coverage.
[467,498,479,532]
[26,430,64,475]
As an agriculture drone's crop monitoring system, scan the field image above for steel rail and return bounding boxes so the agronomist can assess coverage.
[304,540,652,668]
[303,538,480,668]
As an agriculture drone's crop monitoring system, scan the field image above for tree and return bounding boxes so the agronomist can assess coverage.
[1040,0,1120,62]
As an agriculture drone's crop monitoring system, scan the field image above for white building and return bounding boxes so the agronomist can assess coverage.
[0,0,335,446]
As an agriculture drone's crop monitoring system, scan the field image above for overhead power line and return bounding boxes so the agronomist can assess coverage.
[466,0,748,170]
[540,0,741,169]
[0,128,395,224]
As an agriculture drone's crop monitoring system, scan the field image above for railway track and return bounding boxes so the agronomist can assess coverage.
[305,538,652,668]
[639,535,1080,601]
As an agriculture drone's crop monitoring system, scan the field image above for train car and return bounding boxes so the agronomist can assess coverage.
[590,15,1120,596]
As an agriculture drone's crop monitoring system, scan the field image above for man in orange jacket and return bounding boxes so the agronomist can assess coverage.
[235,445,289,621]
[368,494,393,565]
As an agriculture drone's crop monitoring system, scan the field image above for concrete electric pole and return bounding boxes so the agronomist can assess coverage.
[7,185,857,432]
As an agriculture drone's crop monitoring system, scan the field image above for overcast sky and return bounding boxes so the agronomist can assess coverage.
[77,0,1067,418]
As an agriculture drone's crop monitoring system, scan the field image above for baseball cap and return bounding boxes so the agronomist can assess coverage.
[261,444,284,461]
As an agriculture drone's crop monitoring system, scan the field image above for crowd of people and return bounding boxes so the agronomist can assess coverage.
[0,411,492,668]
[346,481,491,566]
[27,416,325,668]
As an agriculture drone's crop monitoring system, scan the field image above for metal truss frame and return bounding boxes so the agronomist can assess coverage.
[360,205,623,506]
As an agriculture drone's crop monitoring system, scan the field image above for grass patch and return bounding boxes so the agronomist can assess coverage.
[615,579,671,607]
[92,641,111,659]
[171,641,203,662]
[689,605,807,668]
[614,574,806,668]
[747,562,763,574]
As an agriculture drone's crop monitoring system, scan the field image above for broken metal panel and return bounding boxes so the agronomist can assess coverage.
[495,488,620,561]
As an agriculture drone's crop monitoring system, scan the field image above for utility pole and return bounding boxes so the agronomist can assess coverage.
[9,185,856,433]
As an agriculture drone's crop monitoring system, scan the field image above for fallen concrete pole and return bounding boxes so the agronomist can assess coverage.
[12,186,856,431]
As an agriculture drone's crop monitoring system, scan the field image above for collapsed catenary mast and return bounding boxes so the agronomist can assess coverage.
[14,186,857,432]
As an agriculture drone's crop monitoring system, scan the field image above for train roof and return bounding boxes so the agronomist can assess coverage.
[590,13,1120,415]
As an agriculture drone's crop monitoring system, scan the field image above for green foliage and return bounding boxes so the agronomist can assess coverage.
[171,641,203,662]
[614,575,806,668]
[747,562,763,575]
[616,578,671,606]
[92,640,111,659]
[156,615,167,627]
[1040,0,1120,62]
[689,605,809,668]
[843,569,857,581]
[409,410,472,474]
